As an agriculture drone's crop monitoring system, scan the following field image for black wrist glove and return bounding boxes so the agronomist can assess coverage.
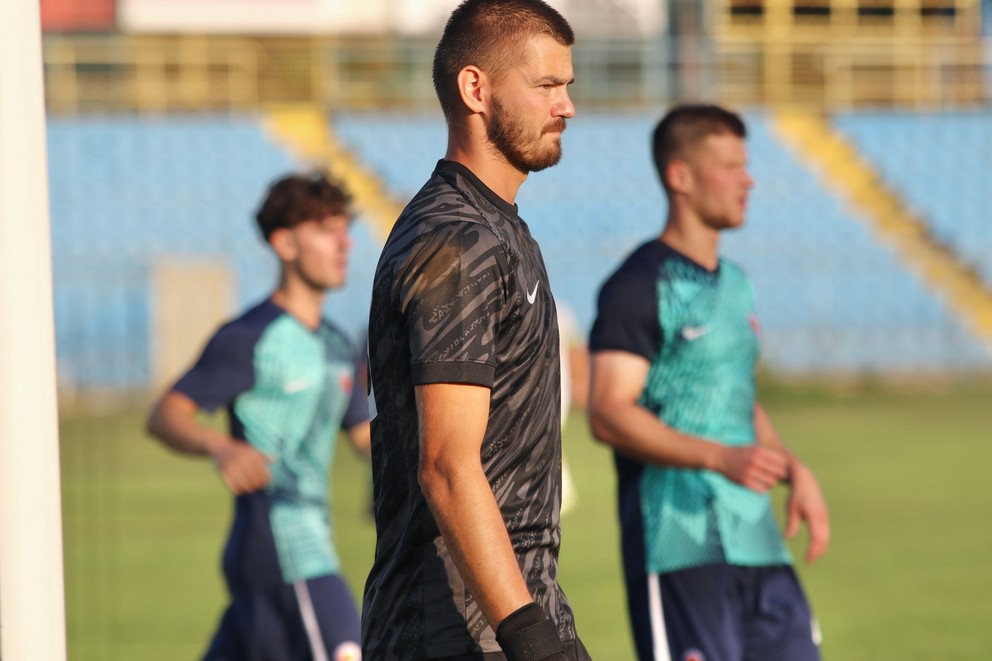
[495,603,567,661]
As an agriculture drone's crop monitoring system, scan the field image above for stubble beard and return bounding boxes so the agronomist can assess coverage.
[293,259,345,294]
[487,96,566,174]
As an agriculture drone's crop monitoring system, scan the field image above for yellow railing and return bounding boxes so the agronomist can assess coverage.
[715,37,989,107]
[41,32,991,113]
[44,35,263,113]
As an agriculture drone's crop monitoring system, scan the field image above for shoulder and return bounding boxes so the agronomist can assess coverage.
[594,242,667,321]
[601,241,666,292]
[386,196,511,280]
[392,173,496,241]
[400,169,492,229]
[170,300,281,404]
[206,299,283,354]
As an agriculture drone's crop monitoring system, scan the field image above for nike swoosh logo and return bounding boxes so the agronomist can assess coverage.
[681,326,709,341]
[282,378,313,394]
[527,281,540,305]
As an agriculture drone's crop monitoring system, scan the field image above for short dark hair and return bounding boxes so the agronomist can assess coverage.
[254,171,352,242]
[652,104,747,192]
[432,0,574,120]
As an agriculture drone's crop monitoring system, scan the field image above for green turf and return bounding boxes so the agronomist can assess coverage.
[60,383,992,660]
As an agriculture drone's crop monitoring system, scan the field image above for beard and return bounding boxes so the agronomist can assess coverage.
[487,96,566,173]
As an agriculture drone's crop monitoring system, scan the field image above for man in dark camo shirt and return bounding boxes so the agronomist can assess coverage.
[361,1,590,660]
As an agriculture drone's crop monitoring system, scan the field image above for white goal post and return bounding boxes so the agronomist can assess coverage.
[0,1,68,660]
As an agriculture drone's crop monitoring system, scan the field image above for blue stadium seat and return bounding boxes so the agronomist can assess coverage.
[47,115,380,390]
[47,111,992,390]
[332,111,992,374]
[833,111,992,289]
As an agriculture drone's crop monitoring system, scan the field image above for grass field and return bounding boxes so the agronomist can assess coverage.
[60,382,992,660]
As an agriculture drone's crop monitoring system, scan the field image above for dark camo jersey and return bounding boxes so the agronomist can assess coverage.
[361,160,577,659]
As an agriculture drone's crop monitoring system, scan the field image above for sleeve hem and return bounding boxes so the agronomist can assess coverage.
[412,361,495,388]
[588,341,654,362]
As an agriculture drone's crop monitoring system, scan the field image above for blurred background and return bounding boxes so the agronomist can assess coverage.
[43,0,992,659]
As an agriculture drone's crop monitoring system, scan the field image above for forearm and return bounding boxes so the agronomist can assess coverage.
[420,461,532,627]
[146,391,231,458]
[753,404,783,448]
[589,399,722,471]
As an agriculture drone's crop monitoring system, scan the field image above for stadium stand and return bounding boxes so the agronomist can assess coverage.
[45,110,992,390]
[333,110,992,374]
[47,115,380,391]
[832,111,992,288]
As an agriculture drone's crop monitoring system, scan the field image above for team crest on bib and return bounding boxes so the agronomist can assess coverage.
[683,650,705,661]
[339,373,353,394]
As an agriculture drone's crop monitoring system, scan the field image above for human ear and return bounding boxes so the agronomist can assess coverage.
[269,227,298,261]
[456,65,488,114]
[667,161,692,194]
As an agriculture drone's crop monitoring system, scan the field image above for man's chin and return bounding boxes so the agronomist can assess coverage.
[526,146,563,173]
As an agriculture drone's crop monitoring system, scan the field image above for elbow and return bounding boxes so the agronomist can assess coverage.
[417,458,447,505]
[349,422,372,458]
[586,402,616,448]
[145,405,163,440]
[418,454,473,509]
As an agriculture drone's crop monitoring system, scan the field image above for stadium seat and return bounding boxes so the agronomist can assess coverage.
[47,115,379,390]
[331,111,992,374]
[834,111,992,289]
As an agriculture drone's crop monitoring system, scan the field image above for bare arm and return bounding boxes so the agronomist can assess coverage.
[587,351,788,492]
[345,420,371,460]
[146,390,271,495]
[754,404,830,564]
[416,383,533,629]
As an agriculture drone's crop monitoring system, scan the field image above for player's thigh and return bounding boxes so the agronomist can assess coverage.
[202,591,296,661]
[743,566,820,661]
[201,603,247,661]
[302,574,363,660]
[622,564,669,661]
[656,565,745,661]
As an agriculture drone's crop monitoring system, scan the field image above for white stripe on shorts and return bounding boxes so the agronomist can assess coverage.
[294,579,330,661]
[648,572,672,661]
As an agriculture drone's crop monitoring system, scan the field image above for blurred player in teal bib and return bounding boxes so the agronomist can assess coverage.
[588,105,830,661]
[147,173,369,661]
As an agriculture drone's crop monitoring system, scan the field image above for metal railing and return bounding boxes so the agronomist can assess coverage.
[42,33,992,114]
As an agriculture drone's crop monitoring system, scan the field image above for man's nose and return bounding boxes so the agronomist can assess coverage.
[554,89,575,119]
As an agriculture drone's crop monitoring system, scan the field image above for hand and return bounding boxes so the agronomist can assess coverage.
[210,441,272,495]
[716,445,789,493]
[785,463,830,564]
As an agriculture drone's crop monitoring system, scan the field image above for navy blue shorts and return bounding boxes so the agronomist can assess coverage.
[202,573,362,661]
[625,564,821,661]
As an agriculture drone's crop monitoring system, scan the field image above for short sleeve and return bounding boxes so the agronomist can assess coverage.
[171,323,257,412]
[589,268,661,361]
[341,350,370,430]
[401,222,508,388]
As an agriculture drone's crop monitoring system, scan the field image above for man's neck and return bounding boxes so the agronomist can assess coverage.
[271,281,325,331]
[445,128,527,205]
[659,215,721,271]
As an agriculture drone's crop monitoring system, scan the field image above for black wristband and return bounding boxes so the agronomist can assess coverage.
[495,603,566,661]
